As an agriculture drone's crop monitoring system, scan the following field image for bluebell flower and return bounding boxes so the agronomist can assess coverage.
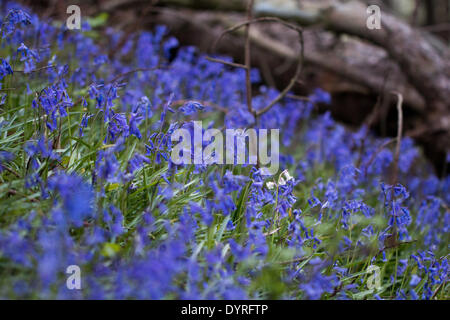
[0,58,13,80]
[1,8,31,38]
[310,88,331,105]
[17,42,38,73]
[409,274,421,287]
[179,101,204,115]
[79,113,93,137]
[128,153,150,174]
[48,173,94,227]
[0,150,14,172]
[129,112,143,139]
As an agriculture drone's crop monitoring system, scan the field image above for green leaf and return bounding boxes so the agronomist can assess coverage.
[101,243,121,258]
[86,13,109,28]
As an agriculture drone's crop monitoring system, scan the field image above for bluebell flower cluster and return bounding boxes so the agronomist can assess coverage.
[0,2,447,300]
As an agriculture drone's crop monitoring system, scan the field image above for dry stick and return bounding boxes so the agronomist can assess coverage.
[206,16,303,175]
[7,188,39,202]
[383,92,404,252]
[205,3,254,113]
[14,65,56,74]
[391,91,403,186]
[355,72,391,169]
[0,164,21,178]
[431,280,447,300]
[252,20,303,116]
[263,227,281,237]
[375,239,417,258]
[244,0,255,114]
[204,57,247,70]
[286,94,311,102]
[363,138,397,177]
[279,253,314,266]
[210,17,304,118]
[107,66,168,84]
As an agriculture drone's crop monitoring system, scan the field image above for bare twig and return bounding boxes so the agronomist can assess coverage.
[107,66,168,84]
[244,0,255,114]
[14,65,56,74]
[7,188,39,202]
[391,91,403,185]
[431,279,447,299]
[286,94,311,102]
[279,254,314,265]
[355,72,392,168]
[206,1,255,114]
[263,227,281,237]
[374,240,417,258]
[204,56,247,70]
[209,16,304,119]
[0,164,21,178]
[363,138,397,177]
